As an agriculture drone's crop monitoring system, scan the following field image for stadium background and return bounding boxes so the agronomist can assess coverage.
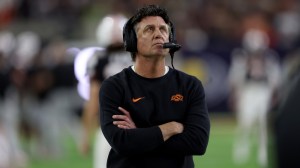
[1,0,299,168]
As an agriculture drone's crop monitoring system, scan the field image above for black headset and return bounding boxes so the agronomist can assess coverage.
[123,16,176,52]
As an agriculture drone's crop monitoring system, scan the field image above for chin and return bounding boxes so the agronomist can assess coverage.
[154,51,167,57]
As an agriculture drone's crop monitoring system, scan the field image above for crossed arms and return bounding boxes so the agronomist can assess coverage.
[99,77,210,156]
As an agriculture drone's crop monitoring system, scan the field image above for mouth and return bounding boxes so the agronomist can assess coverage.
[153,43,164,47]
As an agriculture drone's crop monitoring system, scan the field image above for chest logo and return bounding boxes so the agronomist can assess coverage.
[171,94,183,102]
[132,97,145,103]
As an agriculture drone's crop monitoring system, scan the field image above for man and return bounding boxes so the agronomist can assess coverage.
[274,52,300,168]
[99,5,210,168]
[228,29,281,167]
[79,14,131,168]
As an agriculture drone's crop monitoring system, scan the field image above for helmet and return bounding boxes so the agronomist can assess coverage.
[242,29,269,53]
[96,14,128,47]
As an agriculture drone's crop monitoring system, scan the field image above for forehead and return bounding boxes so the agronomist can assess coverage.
[137,16,168,28]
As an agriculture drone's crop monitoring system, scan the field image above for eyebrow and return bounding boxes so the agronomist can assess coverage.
[136,23,169,32]
[134,20,171,35]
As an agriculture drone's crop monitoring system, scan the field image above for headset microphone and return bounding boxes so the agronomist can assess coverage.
[163,42,181,52]
[163,42,181,69]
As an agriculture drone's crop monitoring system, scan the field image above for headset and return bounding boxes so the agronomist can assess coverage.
[122,16,176,52]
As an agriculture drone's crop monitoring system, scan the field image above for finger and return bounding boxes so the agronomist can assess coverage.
[113,121,135,128]
[114,121,135,129]
[113,115,135,126]
[112,115,129,121]
[117,125,130,129]
[113,121,130,126]
[114,115,135,125]
[118,107,130,116]
[112,116,132,125]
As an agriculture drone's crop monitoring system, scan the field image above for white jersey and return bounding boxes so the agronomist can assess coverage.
[229,48,281,91]
[87,47,132,82]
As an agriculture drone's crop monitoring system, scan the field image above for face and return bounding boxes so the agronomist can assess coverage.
[135,16,170,58]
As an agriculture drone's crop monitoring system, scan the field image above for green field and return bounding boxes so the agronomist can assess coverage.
[195,114,276,168]
[27,114,277,168]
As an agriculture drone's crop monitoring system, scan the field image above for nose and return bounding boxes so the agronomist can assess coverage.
[154,28,164,39]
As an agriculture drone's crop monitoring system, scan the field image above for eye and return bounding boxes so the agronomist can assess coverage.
[145,26,154,32]
[160,26,168,34]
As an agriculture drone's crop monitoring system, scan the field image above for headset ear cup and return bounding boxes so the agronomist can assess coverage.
[123,21,130,51]
[128,29,137,52]
[123,18,137,52]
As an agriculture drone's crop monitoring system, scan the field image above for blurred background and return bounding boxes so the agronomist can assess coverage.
[1,0,300,168]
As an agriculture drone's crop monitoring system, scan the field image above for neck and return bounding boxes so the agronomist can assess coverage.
[134,58,166,78]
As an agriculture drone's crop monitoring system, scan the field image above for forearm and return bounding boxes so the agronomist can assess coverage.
[111,107,183,147]
[158,81,210,155]
[100,82,165,155]
[101,123,164,155]
[158,121,183,141]
[161,122,210,155]
[102,121,183,155]
[113,106,184,141]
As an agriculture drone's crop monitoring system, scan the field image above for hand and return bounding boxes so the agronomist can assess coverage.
[112,107,137,129]
[159,121,184,141]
